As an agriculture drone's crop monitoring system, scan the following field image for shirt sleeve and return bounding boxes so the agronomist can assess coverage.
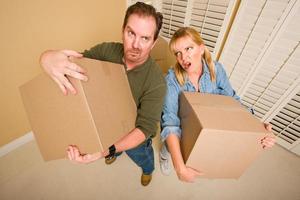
[215,62,256,113]
[135,81,166,139]
[160,72,182,142]
[215,62,240,101]
[82,42,123,64]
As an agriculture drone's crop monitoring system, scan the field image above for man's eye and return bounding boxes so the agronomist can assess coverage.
[128,31,134,36]
[142,37,149,41]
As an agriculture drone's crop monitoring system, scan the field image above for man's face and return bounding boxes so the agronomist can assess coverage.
[122,14,156,67]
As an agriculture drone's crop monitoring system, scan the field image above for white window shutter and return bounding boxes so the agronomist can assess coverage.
[127,0,162,12]
[270,91,300,154]
[129,0,237,59]
[190,0,232,54]
[161,0,188,39]
[128,0,156,5]
[219,0,300,154]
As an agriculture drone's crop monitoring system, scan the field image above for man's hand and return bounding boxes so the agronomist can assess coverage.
[176,165,204,183]
[261,123,276,149]
[67,145,102,164]
[40,50,87,95]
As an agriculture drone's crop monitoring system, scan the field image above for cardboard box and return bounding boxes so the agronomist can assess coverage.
[20,57,136,161]
[179,92,270,179]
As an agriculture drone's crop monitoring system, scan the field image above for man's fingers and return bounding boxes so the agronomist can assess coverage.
[64,68,88,81]
[53,77,68,95]
[61,50,83,58]
[68,146,75,160]
[67,62,87,74]
[73,146,80,157]
[67,148,72,160]
[58,75,77,94]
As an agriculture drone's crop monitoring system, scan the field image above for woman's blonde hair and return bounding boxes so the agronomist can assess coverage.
[169,27,216,86]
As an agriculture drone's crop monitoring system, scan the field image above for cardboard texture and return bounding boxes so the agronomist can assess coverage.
[20,57,136,161]
[179,92,270,179]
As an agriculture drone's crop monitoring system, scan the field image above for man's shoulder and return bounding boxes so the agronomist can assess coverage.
[147,58,165,81]
[97,42,123,50]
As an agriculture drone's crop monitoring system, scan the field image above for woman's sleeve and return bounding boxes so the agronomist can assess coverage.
[216,62,240,101]
[160,74,182,142]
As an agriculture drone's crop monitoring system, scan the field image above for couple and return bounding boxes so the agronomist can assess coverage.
[40,2,275,186]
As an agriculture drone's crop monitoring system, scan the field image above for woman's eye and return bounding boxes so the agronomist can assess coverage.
[175,52,181,57]
[186,47,193,51]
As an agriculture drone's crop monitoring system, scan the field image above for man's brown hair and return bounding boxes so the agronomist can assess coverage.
[123,2,163,41]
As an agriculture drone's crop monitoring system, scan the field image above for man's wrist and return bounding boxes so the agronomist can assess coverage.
[105,144,116,159]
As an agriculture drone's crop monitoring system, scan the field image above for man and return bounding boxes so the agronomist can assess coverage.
[40,2,166,186]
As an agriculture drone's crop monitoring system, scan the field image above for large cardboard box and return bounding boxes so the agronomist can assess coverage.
[179,92,270,179]
[20,57,136,161]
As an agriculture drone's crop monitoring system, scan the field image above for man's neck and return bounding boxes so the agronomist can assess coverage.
[124,57,149,71]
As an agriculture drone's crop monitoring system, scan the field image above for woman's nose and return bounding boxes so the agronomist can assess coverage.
[182,51,189,61]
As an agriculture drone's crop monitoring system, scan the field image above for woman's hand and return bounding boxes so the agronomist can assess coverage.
[40,50,87,95]
[67,145,103,164]
[261,123,276,149]
[176,165,204,183]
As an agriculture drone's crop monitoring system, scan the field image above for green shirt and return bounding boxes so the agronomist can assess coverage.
[83,42,166,139]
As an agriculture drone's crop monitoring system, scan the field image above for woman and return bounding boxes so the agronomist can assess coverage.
[159,27,275,183]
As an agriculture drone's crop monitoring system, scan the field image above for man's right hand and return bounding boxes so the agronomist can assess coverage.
[40,50,87,95]
[176,165,204,183]
[67,145,103,164]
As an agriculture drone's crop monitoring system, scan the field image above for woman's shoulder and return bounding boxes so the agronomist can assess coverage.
[212,61,227,76]
[213,61,224,70]
[165,68,177,82]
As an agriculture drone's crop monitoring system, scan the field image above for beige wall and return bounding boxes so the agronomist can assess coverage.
[151,37,176,74]
[0,0,126,146]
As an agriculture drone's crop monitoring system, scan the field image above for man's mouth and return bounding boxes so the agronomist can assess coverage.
[129,50,140,56]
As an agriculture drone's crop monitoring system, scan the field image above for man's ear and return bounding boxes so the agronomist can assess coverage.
[151,39,158,50]
[121,28,125,40]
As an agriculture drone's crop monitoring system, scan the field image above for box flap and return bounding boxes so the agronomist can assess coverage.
[180,92,270,178]
[20,58,137,161]
[20,73,100,161]
[182,92,269,134]
[72,58,137,151]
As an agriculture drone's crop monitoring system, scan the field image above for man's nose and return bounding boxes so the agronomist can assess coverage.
[132,38,140,49]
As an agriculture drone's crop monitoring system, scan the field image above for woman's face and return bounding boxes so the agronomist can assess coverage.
[172,36,204,73]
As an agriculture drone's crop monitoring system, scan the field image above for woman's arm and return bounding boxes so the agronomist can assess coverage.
[166,134,203,182]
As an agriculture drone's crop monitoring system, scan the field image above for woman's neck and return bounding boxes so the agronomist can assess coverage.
[187,62,203,80]
[187,62,203,92]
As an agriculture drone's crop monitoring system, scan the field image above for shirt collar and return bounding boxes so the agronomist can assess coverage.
[202,59,210,75]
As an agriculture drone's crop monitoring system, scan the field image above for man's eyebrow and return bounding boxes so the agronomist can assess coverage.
[125,25,134,31]
[126,25,152,38]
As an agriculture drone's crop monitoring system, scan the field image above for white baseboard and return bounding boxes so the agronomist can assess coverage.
[0,132,35,157]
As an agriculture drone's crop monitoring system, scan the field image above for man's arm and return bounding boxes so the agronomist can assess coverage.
[40,49,87,95]
[113,128,146,152]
